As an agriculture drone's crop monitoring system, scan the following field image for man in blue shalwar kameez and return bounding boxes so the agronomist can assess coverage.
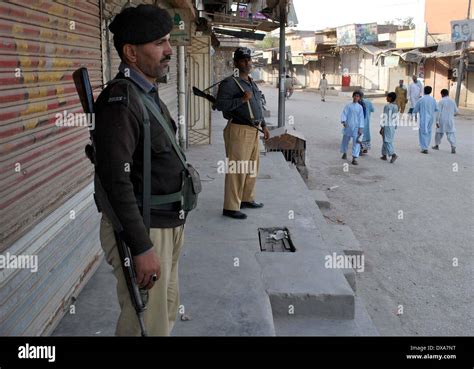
[340,91,365,165]
[380,92,399,163]
[413,86,438,154]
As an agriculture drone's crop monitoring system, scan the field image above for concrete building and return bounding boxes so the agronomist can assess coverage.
[422,0,473,106]
[425,0,473,34]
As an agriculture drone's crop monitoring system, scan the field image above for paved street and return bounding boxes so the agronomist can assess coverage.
[261,85,474,335]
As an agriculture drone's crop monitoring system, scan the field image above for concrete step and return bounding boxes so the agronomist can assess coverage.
[273,296,379,336]
[268,154,358,291]
[309,189,330,209]
[258,153,356,319]
[257,251,355,319]
[321,224,363,257]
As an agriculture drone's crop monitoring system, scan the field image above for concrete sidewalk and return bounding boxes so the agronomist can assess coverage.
[53,111,377,336]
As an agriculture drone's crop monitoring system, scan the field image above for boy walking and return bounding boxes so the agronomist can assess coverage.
[340,91,365,165]
[380,92,399,163]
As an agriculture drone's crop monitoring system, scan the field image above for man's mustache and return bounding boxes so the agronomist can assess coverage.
[160,55,171,63]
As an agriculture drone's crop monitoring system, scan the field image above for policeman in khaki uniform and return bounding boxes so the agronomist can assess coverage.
[94,5,184,336]
[214,47,270,219]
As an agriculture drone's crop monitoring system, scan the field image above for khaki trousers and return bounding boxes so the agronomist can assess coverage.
[100,215,184,336]
[223,121,260,211]
[396,100,406,113]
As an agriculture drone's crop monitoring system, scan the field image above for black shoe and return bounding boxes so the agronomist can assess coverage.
[421,150,428,154]
[351,158,358,165]
[451,147,456,154]
[390,154,398,163]
[380,155,387,161]
[223,209,247,219]
[241,201,264,209]
[341,153,347,159]
[432,145,439,150]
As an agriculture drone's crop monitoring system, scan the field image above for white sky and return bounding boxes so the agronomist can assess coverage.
[292,0,425,30]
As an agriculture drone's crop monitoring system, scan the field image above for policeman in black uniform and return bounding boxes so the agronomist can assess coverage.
[214,47,270,219]
[94,4,185,336]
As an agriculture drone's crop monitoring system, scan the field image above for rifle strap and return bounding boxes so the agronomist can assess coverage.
[232,77,255,120]
[131,86,188,169]
[107,79,189,229]
[141,99,151,233]
[106,79,152,233]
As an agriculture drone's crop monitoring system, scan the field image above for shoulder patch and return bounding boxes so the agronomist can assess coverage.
[105,81,129,106]
[108,95,127,103]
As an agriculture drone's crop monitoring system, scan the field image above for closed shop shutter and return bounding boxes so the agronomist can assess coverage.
[0,0,103,335]
[158,46,178,124]
[0,0,101,249]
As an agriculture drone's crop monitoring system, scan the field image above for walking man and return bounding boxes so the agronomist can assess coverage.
[413,86,438,154]
[395,79,408,113]
[432,89,458,153]
[94,5,187,336]
[340,91,365,165]
[214,47,270,219]
[408,75,423,119]
[319,73,328,102]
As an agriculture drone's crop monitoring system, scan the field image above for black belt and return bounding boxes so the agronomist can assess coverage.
[136,196,181,211]
[231,121,260,127]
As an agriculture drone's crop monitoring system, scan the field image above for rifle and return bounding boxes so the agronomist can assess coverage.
[72,67,148,337]
[192,84,264,134]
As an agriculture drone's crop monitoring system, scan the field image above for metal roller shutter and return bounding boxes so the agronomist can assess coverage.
[0,0,102,335]
[0,0,101,249]
[159,46,178,124]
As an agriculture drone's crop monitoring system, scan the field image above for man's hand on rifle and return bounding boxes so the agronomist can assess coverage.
[241,91,252,103]
[263,126,270,140]
[134,248,161,289]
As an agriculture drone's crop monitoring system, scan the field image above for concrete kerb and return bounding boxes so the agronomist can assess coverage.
[254,153,355,319]
[310,189,331,209]
[271,154,359,291]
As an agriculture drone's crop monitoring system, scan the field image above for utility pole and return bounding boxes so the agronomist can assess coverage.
[277,0,286,127]
[455,0,471,106]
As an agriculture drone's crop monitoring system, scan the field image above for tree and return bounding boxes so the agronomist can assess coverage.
[384,17,415,30]
[255,35,279,50]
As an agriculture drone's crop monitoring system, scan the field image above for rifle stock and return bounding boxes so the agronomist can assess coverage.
[73,67,148,336]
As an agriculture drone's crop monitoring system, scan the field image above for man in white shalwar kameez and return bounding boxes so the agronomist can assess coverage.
[408,75,423,119]
[340,91,365,165]
[413,86,438,154]
[432,89,458,154]
[319,73,328,102]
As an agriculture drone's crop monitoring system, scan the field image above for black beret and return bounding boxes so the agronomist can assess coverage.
[109,4,173,45]
[234,47,252,60]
